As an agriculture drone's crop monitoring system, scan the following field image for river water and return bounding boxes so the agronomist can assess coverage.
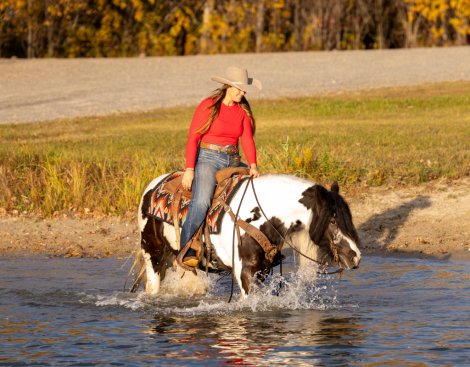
[1,254,469,366]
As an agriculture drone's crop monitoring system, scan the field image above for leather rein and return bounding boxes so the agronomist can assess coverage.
[221,176,343,302]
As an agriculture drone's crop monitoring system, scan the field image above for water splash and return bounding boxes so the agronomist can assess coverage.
[91,264,343,316]
[159,267,213,295]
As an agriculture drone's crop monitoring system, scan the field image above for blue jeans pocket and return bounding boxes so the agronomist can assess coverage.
[197,148,228,169]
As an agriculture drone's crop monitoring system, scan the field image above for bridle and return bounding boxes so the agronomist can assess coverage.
[225,176,343,302]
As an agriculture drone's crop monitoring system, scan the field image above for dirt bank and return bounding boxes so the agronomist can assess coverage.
[350,178,470,262]
[1,178,469,262]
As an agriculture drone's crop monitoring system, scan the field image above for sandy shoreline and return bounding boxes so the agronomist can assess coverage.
[1,178,469,263]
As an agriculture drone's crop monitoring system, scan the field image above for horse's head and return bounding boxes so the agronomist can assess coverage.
[299,182,361,269]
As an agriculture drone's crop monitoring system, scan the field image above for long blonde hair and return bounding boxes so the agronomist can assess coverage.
[195,85,256,136]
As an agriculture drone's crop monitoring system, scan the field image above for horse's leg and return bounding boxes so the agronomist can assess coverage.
[132,187,174,294]
[238,233,270,300]
[140,217,176,294]
[235,217,302,300]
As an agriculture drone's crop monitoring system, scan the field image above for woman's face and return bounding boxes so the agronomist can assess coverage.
[226,86,245,103]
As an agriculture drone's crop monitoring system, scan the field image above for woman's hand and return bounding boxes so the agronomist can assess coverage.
[182,170,194,191]
[250,164,260,178]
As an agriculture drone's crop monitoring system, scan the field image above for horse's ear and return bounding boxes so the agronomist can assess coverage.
[331,181,339,193]
[299,186,316,209]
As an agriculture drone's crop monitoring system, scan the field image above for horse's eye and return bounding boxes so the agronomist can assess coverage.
[330,220,336,225]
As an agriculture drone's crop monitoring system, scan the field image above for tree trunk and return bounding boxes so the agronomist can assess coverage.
[375,0,384,49]
[44,0,54,56]
[442,9,449,46]
[200,0,214,54]
[405,13,421,48]
[27,0,34,58]
[294,0,301,51]
[354,1,361,49]
[256,0,265,52]
[335,0,342,50]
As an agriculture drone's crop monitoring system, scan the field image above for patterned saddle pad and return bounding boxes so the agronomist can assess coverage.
[148,170,250,235]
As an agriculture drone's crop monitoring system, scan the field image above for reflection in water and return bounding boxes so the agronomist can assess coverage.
[1,256,470,366]
[145,313,363,366]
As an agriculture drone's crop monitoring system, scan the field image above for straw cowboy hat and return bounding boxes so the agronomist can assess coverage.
[211,66,262,93]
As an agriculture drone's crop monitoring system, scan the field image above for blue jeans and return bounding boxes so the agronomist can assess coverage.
[179,147,248,250]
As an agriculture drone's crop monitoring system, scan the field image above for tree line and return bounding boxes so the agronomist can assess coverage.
[1,0,469,58]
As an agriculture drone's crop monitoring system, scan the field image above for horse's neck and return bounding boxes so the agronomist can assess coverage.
[289,212,320,266]
[252,175,319,265]
[250,174,311,225]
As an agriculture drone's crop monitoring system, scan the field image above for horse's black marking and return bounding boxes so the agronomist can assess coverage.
[238,216,305,293]
[245,207,261,223]
[141,188,154,220]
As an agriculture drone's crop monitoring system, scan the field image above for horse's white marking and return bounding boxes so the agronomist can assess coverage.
[138,176,165,234]
[345,235,361,266]
[135,173,359,296]
[289,212,318,266]
[143,251,160,294]
[137,174,169,294]
[163,223,178,252]
[333,229,361,268]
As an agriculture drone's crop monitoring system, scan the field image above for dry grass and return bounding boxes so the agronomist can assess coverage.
[1,81,469,217]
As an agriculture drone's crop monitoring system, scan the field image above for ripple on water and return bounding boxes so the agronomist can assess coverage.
[1,256,470,366]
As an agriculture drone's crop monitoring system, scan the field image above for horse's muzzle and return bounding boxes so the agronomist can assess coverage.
[338,252,361,269]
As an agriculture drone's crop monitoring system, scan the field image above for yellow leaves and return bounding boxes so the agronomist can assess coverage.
[272,0,285,9]
[2,0,469,57]
[407,0,470,42]
[304,148,312,164]
[450,0,470,34]
[431,25,445,38]
[65,250,81,257]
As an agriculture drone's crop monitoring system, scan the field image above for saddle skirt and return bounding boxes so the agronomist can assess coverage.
[148,169,250,234]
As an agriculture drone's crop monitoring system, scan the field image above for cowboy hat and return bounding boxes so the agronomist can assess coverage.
[211,66,262,93]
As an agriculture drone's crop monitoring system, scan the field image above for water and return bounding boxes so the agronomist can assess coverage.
[1,255,470,366]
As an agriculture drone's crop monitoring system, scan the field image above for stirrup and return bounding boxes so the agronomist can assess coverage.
[176,239,200,272]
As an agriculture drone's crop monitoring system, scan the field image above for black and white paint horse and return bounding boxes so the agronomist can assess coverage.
[132,173,361,301]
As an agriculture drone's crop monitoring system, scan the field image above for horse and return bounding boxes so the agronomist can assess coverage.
[128,173,361,301]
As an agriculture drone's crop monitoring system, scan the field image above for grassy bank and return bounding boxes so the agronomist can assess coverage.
[1,81,469,217]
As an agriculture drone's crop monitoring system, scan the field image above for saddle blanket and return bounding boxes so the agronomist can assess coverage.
[148,169,250,234]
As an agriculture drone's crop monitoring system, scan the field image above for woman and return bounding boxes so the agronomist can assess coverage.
[179,66,262,267]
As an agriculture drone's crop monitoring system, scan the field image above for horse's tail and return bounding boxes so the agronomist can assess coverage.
[123,248,146,292]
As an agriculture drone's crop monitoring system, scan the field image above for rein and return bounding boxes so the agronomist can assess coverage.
[227,173,252,303]
[224,176,343,302]
[249,177,323,266]
[249,177,343,278]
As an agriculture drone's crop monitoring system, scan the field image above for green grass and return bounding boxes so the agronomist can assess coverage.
[1,81,469,216]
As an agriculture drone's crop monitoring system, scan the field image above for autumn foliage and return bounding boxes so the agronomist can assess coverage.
[0,0,469,58]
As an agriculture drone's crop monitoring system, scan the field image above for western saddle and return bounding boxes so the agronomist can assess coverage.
[163,167,283,275]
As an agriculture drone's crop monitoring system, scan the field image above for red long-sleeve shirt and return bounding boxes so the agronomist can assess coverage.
[185,98,257,169]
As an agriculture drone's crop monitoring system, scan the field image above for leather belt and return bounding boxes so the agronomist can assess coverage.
[200,142,239,156]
